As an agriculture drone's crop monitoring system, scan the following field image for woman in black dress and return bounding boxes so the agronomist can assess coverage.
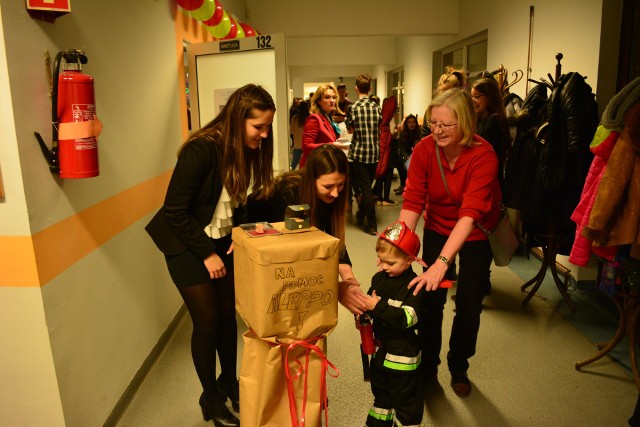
[146,84,276,427]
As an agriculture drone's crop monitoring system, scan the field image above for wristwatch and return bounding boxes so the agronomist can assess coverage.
[437,255,450,266]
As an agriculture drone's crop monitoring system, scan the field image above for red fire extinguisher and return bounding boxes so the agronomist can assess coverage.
[35,49,100,178]
[357,314,376,381]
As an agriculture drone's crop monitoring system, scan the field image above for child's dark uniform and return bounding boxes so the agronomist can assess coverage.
[366,268,424,427]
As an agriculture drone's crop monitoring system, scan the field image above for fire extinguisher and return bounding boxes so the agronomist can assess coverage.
[357,314,376,381]
[35,49,100,178]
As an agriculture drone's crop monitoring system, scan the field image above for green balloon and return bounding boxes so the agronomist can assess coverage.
[190,0,215,21]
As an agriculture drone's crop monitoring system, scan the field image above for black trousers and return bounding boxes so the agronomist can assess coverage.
[366,349,423,427]
[351,160,377,227]
[420,228,492,373]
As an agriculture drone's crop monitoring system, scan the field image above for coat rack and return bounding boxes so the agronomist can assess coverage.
[520,53,576,311]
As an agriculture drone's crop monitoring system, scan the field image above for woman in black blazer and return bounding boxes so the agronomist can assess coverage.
[146,84,275,426]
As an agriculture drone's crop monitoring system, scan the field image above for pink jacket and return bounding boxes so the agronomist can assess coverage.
[569,128,619,266]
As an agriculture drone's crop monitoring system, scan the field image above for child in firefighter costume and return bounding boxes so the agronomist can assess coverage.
[362,221,425,427]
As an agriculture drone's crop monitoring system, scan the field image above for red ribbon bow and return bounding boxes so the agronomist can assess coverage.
[282,337,340,427]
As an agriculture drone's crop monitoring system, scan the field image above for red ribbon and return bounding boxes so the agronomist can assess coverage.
[282,337,340,427]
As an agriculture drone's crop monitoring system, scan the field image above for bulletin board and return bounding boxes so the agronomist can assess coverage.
[187,34,288,173]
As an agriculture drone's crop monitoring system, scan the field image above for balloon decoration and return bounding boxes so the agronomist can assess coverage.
[176,0,259,40]
[175,0,204,10]
[238,22,256,37]
[202,0,224,26]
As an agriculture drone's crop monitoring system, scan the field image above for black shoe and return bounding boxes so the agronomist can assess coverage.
[363,225,377,236]
[199,393,239,427]
[450,371,471,397]
[217,375,240,413]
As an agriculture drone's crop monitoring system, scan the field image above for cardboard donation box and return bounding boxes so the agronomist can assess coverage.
[232,222,340,426]
[232,222,340,340]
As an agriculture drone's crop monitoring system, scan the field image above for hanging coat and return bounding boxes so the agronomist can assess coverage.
[375,96,397,178]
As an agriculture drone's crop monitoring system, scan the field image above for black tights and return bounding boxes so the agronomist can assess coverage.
[178,271,237,401]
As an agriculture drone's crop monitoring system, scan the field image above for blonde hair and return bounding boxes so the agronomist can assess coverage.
[437,67,468,93]
[427,88,477,148]
[310,83,343,116]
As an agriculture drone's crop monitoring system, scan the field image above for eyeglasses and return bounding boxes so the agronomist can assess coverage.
[471,94,485,101]
[428,121,458,132]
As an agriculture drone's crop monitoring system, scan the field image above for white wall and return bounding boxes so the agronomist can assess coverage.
[0,1,184,425]
[0,4,29,236]
[280,0,604,119]
[455,0,603,101]
[246,0,459,37]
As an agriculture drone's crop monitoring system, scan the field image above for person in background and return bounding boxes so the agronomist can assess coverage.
[333,82,353,123]
[470,77,511,189]
[347,74,382,235]
[361,221,425,427]
[247,144,368,315]
[394,114,420,195]
[290,100,310,170]
[398,88,501,398]
[145,84,277,427]
[289,97,301,159]
[372,97,400,207]
[420,67,468,138]
[300,83,348,168]
[289,97,301,121]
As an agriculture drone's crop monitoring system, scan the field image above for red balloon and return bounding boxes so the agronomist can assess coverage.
[221,15,238,39]
[239,22,256,37]
[175,0,204,11]
[202,0,224,26]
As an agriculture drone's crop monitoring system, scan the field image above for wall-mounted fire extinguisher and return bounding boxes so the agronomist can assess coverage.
[35,49,101,178]
[357,313,376,382]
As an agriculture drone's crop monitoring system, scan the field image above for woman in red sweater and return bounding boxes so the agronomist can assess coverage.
[398,88,501,398]
[300,83,349,167]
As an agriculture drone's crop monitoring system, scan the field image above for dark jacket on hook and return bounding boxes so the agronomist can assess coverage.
[503,72,598,254]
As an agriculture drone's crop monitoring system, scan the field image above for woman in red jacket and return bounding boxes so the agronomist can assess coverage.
[300,83,349,167]
[398,88,501,398]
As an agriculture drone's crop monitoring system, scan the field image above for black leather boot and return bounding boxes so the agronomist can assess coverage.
[199,393,239,427]
[217,375,240,412]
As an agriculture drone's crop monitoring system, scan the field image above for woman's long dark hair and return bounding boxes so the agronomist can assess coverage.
[294,100,311,127]
[400,114,420,143]
[180,84,276,203]
[274,145,349,255]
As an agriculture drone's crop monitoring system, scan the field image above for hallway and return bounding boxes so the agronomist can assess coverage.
[115,198,638,427]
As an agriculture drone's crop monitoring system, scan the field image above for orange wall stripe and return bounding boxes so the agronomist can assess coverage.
[0,171,172,288]
[0,236,40,287]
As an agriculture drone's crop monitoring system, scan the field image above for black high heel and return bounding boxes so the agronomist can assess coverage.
[217,375,240,412]
[199,393,239,427]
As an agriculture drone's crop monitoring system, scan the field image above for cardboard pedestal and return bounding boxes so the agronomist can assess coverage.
[232,223,340,426]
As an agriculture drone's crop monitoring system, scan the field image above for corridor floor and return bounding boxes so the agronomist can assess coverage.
[115,197,638,427]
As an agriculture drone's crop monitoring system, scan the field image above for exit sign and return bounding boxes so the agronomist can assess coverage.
[26,0,71,12]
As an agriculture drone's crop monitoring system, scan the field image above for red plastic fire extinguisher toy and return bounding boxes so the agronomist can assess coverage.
[35,49,101,178]
[357,314,376,381]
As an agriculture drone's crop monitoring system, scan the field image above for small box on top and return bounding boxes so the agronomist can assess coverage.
[284,204,310,230]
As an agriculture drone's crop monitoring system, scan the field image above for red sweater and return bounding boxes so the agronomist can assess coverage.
[402,135,502,241]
